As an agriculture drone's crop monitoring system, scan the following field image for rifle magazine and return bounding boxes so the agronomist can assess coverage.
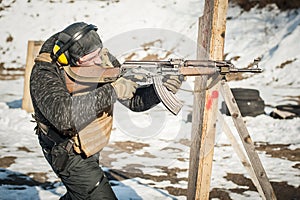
[152,76,183,115]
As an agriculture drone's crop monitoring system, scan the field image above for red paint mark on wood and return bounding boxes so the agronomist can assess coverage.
[206,90,219,110]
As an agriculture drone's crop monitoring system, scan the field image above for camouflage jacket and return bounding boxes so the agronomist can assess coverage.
[30,33,161,137]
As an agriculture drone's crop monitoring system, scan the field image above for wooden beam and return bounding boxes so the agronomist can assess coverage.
[220,80,277,200]
[187,0,228,199]
[217,111,266,200]
[22,40,43,112]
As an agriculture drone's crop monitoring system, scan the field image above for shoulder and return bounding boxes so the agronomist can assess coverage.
[31,61,62,81]
[32,61,57,72]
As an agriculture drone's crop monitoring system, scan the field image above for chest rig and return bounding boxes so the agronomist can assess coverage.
[63,48,115,157]
[34,48,116,157]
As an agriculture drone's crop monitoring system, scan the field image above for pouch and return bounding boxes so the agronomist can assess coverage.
[51,143,69,172]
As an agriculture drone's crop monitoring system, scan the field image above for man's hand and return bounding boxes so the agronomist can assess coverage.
[162,75,184,94]
[111,77,138,100]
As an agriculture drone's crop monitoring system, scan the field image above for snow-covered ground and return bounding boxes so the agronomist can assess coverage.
[0,0,299,199]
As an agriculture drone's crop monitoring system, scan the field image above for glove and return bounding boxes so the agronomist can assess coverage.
[162,75,184,94]
[111,77,138,100]
[99,48,114,68]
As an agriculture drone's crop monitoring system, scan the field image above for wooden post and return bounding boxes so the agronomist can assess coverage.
[217,111,266,200]
[188,0,228,199]
[220,81,277,200]
[22,40,43,112]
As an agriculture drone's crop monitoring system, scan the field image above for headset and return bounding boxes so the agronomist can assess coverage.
[52,24,98,66]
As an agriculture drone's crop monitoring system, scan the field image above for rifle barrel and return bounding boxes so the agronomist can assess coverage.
[231,68,262,73]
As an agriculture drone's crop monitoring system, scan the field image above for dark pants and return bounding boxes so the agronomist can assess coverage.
[38,133,117,200]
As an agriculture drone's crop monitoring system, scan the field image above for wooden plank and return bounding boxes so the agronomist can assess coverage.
[187,71,208,200]
[220,80,277,200]
[187,0,228,199]
[217,111,266,200]
[22,40,43,112]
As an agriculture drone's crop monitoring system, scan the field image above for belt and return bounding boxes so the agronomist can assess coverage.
[37,121,69,145]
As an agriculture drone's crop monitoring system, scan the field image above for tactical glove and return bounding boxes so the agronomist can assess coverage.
[111,77,138,100]
[162,75,184,94]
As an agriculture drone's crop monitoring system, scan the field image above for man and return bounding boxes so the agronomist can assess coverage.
[30,22,182,199]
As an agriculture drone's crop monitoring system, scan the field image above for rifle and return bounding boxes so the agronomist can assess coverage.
[63,59,262,115]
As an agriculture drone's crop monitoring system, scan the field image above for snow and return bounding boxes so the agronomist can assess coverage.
[0,0,299,199]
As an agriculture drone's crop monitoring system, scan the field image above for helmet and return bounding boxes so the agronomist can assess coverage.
[52,22,103,66]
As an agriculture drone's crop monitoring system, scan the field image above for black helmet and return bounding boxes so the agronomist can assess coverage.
[53,22,103,66]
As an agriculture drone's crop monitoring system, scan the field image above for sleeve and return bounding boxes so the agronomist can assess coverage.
[119,85,161,112]
[30,62,117,133]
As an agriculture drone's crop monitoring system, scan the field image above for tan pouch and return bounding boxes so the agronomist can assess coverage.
[74,112,113,157]
[73,135,82,154]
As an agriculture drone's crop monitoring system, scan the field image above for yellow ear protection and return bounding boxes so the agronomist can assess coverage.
[52,24,98,65]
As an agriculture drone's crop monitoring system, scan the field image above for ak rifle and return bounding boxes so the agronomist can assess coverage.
[63,59,262,115]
